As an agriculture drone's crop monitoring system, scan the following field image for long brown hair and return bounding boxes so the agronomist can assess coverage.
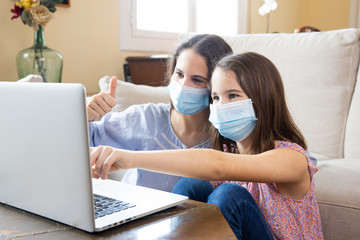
[211,52,307,154]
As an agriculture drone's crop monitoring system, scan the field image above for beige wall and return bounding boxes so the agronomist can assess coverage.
[249,0,350,33]
[0,0,352,93]
[300,0,351,31]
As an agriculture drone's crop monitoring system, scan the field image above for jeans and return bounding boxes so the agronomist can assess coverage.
[172,177,274,240]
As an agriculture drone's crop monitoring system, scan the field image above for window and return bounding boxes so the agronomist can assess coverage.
[119,0,248,52]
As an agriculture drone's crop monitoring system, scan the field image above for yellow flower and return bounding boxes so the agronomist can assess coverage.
[15,0,39,11]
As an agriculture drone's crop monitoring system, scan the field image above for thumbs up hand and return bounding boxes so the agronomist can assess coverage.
[87,76,117,122]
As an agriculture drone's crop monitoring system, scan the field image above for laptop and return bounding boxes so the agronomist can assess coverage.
[0,81,187,232]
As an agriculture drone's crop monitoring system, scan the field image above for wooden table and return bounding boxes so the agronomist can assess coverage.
[0,200,236,239]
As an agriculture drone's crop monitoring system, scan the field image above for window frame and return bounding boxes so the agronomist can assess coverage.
[119,0,248,52]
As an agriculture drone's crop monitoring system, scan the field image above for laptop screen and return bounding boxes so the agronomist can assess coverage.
[0,82,95,231]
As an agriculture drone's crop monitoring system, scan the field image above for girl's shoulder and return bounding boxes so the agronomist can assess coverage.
[275,141,317,173]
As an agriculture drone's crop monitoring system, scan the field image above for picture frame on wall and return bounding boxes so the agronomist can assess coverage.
[57,0,70,7]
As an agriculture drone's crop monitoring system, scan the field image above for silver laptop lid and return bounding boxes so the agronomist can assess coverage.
[0,82,95,232]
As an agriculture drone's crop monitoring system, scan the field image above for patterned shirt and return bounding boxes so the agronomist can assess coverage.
[212,141,324,240]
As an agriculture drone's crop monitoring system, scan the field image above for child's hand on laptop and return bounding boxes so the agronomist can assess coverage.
[90,146,132,179]
[87,76,117,122]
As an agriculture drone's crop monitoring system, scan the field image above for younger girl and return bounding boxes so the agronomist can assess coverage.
[90,52,324,239]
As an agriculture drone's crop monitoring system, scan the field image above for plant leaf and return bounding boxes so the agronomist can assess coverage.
[21,11,32,27]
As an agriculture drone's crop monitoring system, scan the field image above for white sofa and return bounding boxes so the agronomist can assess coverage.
[100,29,360,240]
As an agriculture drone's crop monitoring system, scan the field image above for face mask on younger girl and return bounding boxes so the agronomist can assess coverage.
[209,99,257,142]
[168,80,210,115]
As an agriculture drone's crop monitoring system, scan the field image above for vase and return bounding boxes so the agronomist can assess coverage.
[16,26,63,83]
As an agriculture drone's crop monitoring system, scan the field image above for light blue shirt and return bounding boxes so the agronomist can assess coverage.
[89,103,211,192]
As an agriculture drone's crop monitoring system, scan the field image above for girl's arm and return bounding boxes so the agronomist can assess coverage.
[90,146,309,185]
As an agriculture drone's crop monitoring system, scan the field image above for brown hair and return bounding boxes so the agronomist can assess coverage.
[164,34,233,85]
[211,52,307,154]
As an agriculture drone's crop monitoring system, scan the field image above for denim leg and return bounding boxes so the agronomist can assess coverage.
[172,177,214,202]
[208,183,274,240]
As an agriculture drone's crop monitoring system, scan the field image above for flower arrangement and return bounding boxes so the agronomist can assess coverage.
[11,0,64,83]
[10,0,63,30]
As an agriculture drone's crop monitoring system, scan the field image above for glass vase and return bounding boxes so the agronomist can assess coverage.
[16,26,63,83]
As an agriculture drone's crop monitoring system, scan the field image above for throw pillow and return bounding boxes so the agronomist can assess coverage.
[99,76,170,112]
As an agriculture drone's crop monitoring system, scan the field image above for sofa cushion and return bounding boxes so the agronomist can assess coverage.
[181,29,360,160]
[99,76,170,112]
[314,159,360,240]
[345,69,360,158]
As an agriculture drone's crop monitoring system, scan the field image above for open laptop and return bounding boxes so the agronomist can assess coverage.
[0,81,187,232]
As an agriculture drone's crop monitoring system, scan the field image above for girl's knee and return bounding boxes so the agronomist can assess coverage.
[208,183,253,207]
[173,177,209,192]
[172,177,214,202]
[178,177,208,187]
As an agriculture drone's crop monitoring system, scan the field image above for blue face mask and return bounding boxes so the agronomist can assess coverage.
[209,99,257,142]
[168,80,210,115]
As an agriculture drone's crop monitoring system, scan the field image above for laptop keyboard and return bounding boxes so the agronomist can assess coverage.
[93,194,136,219]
